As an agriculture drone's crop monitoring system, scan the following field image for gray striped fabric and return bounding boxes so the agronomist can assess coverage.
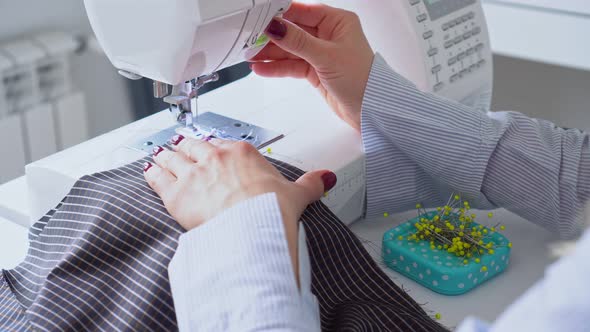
[1,157,447,332]
[362,54,590,240]
[0,274,31,331]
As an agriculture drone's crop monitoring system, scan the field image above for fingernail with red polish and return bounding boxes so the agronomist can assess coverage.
[152,146,164,157]
[143,162,153,173]
[266,19,287,40]
[171,135,185,146]
[321,171,338,192]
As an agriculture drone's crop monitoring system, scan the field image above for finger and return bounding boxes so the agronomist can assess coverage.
[251,22,318,60]
[172,135,217,163]
[153,148,194,178]
[251,60,320,87]
[265,18,329,66]
[143,162,177,201]
[295,170,338,204]
[250,44,301,62]
[208,138,234,148]
[299,24,319,38]
[283,2,334,29]
[251,24,318,61]
[250,59,312,79]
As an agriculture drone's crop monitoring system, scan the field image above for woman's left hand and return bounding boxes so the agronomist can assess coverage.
[143,135,337,232]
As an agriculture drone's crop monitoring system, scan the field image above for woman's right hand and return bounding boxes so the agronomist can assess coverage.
[250,2,374,133]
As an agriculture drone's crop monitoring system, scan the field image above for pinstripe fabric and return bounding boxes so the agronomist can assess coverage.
[0,275,31,331]
[1,157,447,331]
[362,54,590,240]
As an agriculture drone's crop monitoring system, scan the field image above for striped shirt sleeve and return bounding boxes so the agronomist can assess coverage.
[361,53,590,239]
[168,192,320,332]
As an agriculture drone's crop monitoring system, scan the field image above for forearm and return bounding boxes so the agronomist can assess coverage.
[361,54,590,238]
[361,55,493,214]
[168,193,320,331]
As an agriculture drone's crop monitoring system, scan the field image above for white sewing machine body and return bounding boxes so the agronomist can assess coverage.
[84,0,291,85]
[26,0,493,226]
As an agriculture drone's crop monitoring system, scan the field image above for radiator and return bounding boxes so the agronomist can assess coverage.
[0,32,88,184]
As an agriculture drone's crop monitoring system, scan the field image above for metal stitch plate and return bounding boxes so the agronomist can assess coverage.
[128,112,284,154]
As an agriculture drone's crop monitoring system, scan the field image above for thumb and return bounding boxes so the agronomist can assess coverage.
[295,170,338,204]
[265,18,328,66]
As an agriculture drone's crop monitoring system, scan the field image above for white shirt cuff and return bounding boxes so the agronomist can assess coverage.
[168,193,320,331]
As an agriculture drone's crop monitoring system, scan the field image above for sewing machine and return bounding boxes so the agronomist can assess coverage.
[21,0,495,226]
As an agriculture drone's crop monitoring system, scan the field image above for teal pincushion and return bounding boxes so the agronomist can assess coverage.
[382,212,511,295]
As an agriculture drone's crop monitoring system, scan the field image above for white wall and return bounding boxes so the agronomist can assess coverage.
[492,55,590,131]
[0,1,89,37]
[0,0,134,137]
[69,48,135,137]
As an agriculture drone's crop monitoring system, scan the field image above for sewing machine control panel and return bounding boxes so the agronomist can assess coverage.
[408,0,492,102]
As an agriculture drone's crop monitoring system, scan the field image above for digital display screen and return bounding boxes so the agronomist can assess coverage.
[423,0,476,21]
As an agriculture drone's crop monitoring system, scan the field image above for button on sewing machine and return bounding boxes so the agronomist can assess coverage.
[445,40,454,49]
[434,82,445,92]
[423,30,434,40]
[427,47,438,57]
[409,0,420,5]
[417,14,428,22]
[448,56,457,66]
[431,65,442,74]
